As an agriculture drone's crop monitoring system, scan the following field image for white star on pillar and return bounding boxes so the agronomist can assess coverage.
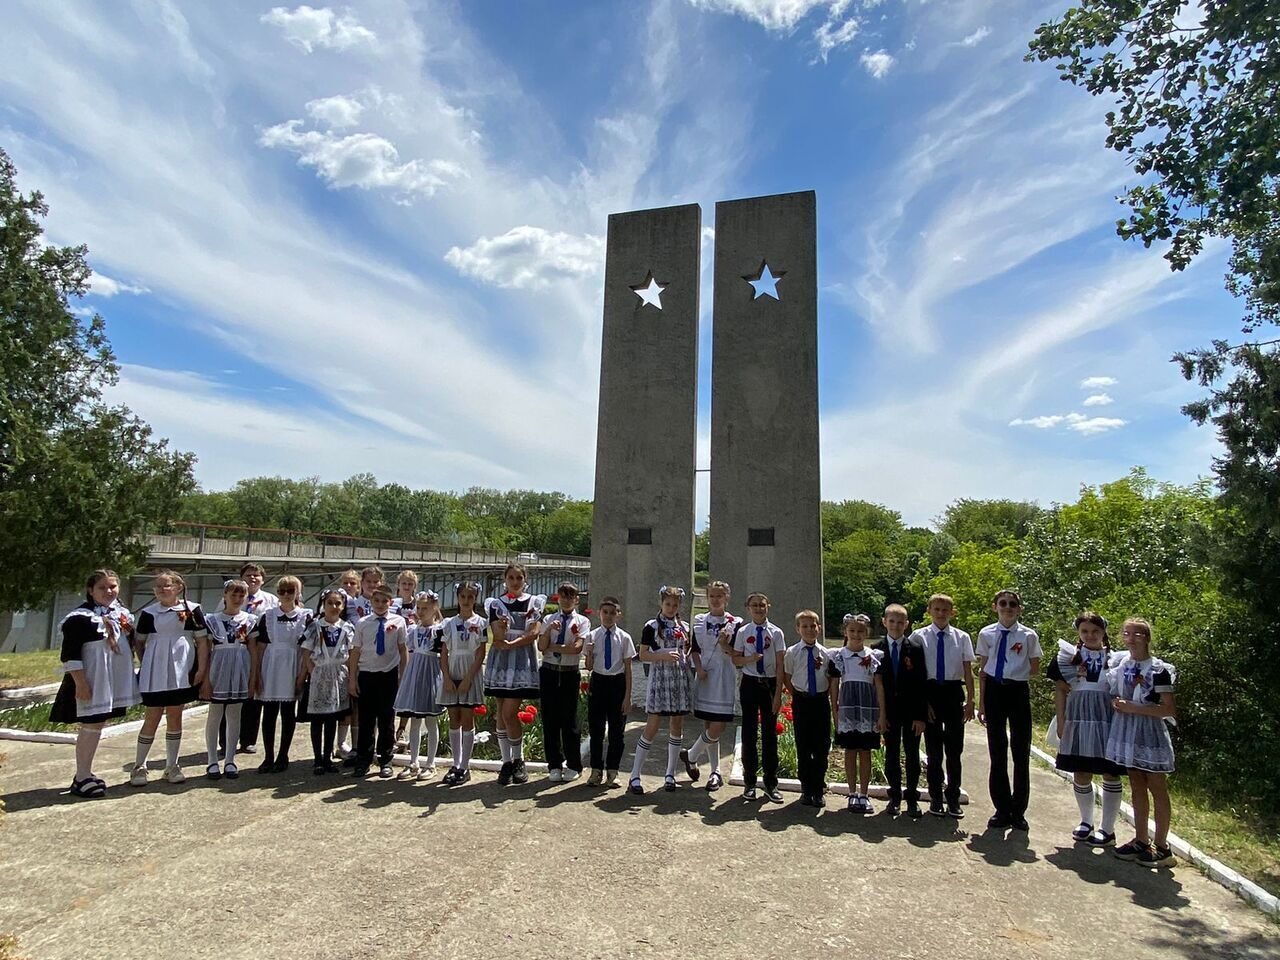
[745,262,785,300]
[631,272,668,309]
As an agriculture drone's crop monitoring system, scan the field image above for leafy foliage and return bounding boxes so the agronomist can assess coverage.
[0,149,194,611]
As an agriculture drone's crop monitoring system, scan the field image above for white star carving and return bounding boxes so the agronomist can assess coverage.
[631,272,668,309]
[745,262,785,300]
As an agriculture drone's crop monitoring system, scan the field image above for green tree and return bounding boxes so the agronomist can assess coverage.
[694,525,710,572]
[0,148,195,615]
[533,501,592,556]
[918,543,1016,636]
[937,498,1042,550]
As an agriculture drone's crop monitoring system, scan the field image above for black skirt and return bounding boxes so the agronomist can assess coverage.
[693,708,736,722]
[835,730,881,750]
[140,686,198,707]
[1056,753,1125,776]
[49,677,126,725]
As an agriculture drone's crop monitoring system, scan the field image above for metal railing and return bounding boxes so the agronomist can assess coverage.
[147,521,591,570]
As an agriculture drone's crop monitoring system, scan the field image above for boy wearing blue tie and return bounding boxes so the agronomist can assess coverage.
[731,593,787,802]
[347,585,407,779]
[874,604,927,818]
[910,594,975,818]
[782,610,832,807]
[977,590,1042,831]
[583,597,636,787]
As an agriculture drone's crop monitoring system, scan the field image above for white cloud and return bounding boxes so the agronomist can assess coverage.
[90,272,149,297]
[814,16,859,61]
[685,0,834,31]
[304,94,364,129]
[445,227,604,290]
[959,26,991,47]
[1082,392,1114,407]
[1066,414,1126,435]
[259,121,467,201]
[1080,375,1117,388]
[260,5,376,53]
[1009,415,1065,429]
[860,49,895,78]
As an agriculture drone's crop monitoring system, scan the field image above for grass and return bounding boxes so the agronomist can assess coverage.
[1032,722,1280,898]
[0,701,153,732]
[0,650,62,690]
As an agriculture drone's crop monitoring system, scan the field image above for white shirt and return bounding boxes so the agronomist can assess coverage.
[783,641,832,695]
[541,611,592,668]
[911,624,975,682]
[976,621,1042,681]
[733,620,787,679]
[241,590,279,617]
[584,625,637,676]
[351,612,407,672]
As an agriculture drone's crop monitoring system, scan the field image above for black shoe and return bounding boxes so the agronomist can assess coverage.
[663,775,677,792]
[441,767,459,785]
[763,786,784,803]
[1011,815,1030,832]
[353,765,370,778]
[497,761,514,786]
[257,759,275,775]
[907,801,923,820]
[322,761,339,774]
[512,759,529,784]
[947,802,965,819]
[928,800,946,817]
[379,764,394,779]
[679,749,700,782]
[706,772,723,792]
[341,755,359,768]
[886,800,901,817]
[629,777,644,795]
[743,786,758,801]
[272,757,290,774]
[313,763,325,776]
[454,769,471,785]
[988,811,1012,829]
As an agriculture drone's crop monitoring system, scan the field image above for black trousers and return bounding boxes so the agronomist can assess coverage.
[924,681,965,804]
[539,665,583,772]
[240,698,262,748]
[883,711,922,804]
[356,670,399,766]
[984,679,1032,817]
[792,691,831,796]
[740,676,779,789]
[588,672,627,771]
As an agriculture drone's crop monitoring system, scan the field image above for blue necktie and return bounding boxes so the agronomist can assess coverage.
[936,630,946,680]
[891,640,900,676]
[603,628,613,671]
[558,616,568,645]
[376,617,386,656]
[995,628,1009,681]
[806,645,816,693]
[756,625,766,675]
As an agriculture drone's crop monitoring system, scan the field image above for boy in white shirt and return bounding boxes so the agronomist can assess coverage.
[782,610,833,807]
[346,585,407,779]
[910,593,975,818]
[538,582,591,782]
[583,597,636,786]
[731,593,787,802]
[977,589,1042,831]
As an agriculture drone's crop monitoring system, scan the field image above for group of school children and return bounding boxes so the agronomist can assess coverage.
[51,562,1179,868]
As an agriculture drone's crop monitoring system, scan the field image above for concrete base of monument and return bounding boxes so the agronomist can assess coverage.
[729,727,971,803]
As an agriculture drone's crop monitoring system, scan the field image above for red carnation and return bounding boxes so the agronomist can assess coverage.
[474,704,488,716]
[1012,642,1023,654]
[518,711,534,724]
[526,705,538,716]
[580,681,590,693]
[775,721,785,734]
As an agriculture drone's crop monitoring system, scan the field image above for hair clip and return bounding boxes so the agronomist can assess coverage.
[320,587,348,603]
[454,580,481,594]
[659,584,687,598]
[416,590,440,602]
[843,613,871,625]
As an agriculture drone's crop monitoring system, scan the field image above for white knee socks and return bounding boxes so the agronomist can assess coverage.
[666,736,683,778]
[707,735,721,775]
[1074,782,1095,825]
[75,725,103,780]
[408,717,423,766]
[427,720,441,767]
[497,730,511,764]
[165,730,182,768]
[511,731,524,762]
[449,728,462,768]
[687,732,707,762]
[206,704,225,763]
[1101,779,1122,834]
[461,728,475,770]
[630,736,652,780]
[135,733,154,768]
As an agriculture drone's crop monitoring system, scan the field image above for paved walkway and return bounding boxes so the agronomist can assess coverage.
[2,722,1277,959]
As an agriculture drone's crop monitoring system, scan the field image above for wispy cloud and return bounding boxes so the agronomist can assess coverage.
[1081,375,1117,388]
[860,49,895,78]
[1082,392,1114,407]
[260,5,376,53]
[1009,412,1127,435]
[959,26,991,47]
[1009,415,1065,429]
[445,227,604,290]
[90,272,149,297]
[305,93,364,129]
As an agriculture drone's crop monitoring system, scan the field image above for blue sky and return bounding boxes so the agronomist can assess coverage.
[0,0,1237,527]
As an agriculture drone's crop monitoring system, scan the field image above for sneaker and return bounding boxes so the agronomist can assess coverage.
[453,769,471,785]
[706,772,723,792]
[947,801,965,819]
[548,768,564,783]
[1072,821,1095,842]
[989,812,1013,830]
[401,764,420,781]
[223,763,239,780]
[511,759,529,784]
[928,800,946,817]
[1115,838,1150,861]
[679,749,700,782]
[1011,815,1030,832]
[846,795,859,812]
[379,764,394,779]
[588,769,604,786]
[629,777,644,795]
[907,801,923,820]
[164,765,186,784]
[441,767,459,785]
[886,800,901,817]
[562,769,581,783]
[764,786,784,803]
[863,796,876,815]
[664,775,677,792]
[743,786,758,801]
[497,762,514,786]
[205,763,222,780]
[417,766,433,781]
[605,770,619,787]
[1140,844,1176,868]
[335,744,352,760]
[1087,830,1116,847]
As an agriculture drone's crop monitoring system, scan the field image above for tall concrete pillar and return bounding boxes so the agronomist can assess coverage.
[709,191,823,632]
[590,203,701,661]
